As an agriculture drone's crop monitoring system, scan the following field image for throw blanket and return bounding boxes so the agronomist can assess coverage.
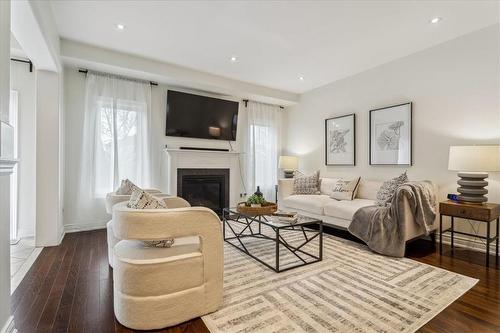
[348,181,437,257]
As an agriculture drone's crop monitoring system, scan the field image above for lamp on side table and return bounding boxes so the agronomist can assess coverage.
[448,145,500,203]
[278,155,298,178]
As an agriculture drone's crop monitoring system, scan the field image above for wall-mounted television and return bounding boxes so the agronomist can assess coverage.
[166,90,239,141]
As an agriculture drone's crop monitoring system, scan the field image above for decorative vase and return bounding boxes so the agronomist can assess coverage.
[254,186,263,197]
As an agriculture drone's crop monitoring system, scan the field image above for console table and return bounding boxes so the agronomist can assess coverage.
[439,200,500,267]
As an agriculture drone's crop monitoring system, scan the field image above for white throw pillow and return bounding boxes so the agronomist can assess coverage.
[116,179,140,195]
[320,178,340,196]
[329,177,361,201]
[127,188,167,209]
[127,188,173,248]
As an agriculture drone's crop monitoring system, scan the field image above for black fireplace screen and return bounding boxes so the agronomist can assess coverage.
[177,169,229,216]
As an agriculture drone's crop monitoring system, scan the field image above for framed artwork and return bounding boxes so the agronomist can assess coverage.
[369,102,412,165]
[325,114,355,166]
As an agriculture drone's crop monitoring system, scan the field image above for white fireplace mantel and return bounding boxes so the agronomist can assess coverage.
[162,148,245,207]
[0,158,18,175]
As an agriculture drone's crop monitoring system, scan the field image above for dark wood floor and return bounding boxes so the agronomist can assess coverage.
[11,229,499,333]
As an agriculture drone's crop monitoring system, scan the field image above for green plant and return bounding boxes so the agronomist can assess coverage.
[246,194,266,205]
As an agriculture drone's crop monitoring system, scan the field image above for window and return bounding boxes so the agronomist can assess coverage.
[250,124,278,195]
[94,97,147,197]
[245,101,282,200]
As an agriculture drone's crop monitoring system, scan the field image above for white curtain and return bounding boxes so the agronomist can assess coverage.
[76,73,151,221]
[245,101,282,200]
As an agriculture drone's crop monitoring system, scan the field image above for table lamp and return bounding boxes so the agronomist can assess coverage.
[278,155,298,178]
[448,145,500,203]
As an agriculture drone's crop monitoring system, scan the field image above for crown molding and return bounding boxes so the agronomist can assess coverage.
[0,158,18,175]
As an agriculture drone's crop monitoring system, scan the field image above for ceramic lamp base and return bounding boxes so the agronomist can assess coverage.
[456,172,488,203]
[284,170,294,178]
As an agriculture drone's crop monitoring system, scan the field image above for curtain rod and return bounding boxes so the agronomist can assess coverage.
[78,68,158,86]
[11,58,33,72]
[242,99,284,109]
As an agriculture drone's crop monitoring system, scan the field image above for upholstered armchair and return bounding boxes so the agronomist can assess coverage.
[106,195,189,267]
[111,202,223,330]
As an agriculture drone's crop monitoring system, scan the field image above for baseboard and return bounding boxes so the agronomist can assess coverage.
[64,220,108,233]
[58,230,66,245]
[438,232,497,254]
[1,316,16,333]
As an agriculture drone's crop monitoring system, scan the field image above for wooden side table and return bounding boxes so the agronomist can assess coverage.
[439,200,500,267]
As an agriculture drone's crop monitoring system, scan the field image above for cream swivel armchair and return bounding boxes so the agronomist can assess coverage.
[105,189,164,267]
[111,202,223,330]
[105,192,182,267]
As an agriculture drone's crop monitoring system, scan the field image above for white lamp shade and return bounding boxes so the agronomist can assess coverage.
[278,155,298,170]
[448,145,500,172]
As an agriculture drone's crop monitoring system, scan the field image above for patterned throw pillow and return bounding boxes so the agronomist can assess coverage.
[293,170,321,195]
[116,179,140,195]
[127,188,174,248]
[376,172,409,207]
[329,177,361,201]
[127,188,167,209]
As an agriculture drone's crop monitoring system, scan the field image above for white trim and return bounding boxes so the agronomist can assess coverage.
[0,159,18,175]
[64,220,108,233]
[11,247,43,294]
[58,230,65,245]
[0,316,15,333]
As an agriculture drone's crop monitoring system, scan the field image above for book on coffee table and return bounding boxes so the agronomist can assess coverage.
[272,211,298,223]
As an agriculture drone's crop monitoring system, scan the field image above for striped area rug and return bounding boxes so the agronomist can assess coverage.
[202,224,477,333]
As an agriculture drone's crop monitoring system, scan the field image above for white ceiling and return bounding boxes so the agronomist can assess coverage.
[51,0,499,93]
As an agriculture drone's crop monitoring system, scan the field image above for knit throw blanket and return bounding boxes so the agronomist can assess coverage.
[348,181,437,257]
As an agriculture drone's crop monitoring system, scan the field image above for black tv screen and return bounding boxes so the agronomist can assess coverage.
[166,90,239,141]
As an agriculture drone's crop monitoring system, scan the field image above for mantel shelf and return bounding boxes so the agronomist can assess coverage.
[164,148,242,155]
[0,158,19,175]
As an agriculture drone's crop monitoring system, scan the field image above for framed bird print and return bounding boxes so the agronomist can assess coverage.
[325,114,355,166]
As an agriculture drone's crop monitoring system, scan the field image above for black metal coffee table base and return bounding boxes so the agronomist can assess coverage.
[223,209,323,273]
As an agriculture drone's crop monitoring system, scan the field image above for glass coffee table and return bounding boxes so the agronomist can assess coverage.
[222,208,323,273]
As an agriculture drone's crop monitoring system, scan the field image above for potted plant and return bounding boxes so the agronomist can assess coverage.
[247,194,266,207]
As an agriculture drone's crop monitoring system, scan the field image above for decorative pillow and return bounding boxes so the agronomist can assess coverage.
[127,188,167,209]
[293,170,321,195]
[127,189,173,248]
[144,239,175,248]
[320,178,340,196]
[376,171,409,207]
[329,177,361,201]
[116,179,140,195]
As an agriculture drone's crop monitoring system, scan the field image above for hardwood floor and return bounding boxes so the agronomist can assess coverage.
[11,229,499,333]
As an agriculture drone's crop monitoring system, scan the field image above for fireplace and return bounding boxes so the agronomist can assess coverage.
[177,168,230,216]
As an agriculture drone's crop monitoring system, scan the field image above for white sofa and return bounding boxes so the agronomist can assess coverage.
[278,178,438,242]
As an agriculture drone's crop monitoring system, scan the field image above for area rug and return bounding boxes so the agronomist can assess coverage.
[202,226,478,333]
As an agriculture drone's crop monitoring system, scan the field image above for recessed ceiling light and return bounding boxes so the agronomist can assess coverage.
[298,76,305,81]
[230,56,238,62]
[430,17,442,24]
[116,23,125,30]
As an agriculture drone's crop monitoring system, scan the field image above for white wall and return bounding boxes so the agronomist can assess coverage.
[35,70,64,246]
[0,0,13,331]
[284,25,500,245]
[10,61,36,239]
[63,67,250,229]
